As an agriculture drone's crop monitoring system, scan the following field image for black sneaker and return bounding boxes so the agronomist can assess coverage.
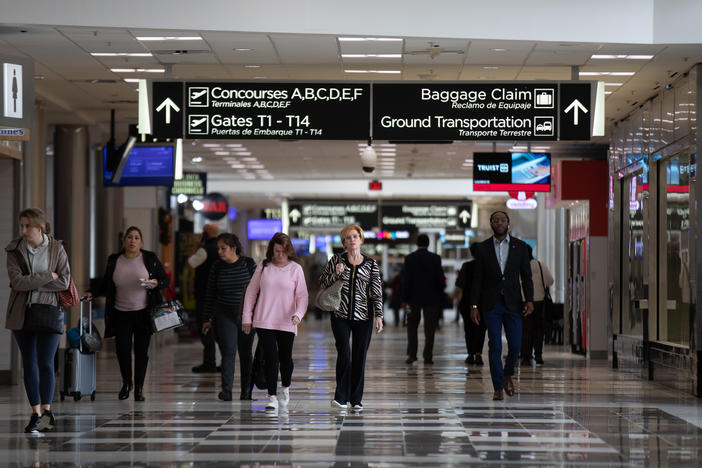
[38,410,55,432]
[535,357,544,366]
[474,355,484,366]
[218,391,232,401]
[24,413,41,433]
[465,355,475,364]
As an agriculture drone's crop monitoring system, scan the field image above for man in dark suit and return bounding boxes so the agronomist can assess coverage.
[470,211,534,401]
[402,233,446,364]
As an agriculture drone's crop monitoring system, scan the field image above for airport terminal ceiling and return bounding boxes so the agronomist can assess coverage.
[0,23,696,185]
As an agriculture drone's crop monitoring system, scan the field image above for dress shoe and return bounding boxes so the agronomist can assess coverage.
[24,413,41,433]
[535,357,544,366]
[465,355,474,364]
[134,386,145,402]
[118,383,131,400]
[192,364,218,373]
[504,376,515,396]
[239,389,252,400]
[218,391,232,401]
[492,390,504,401]
[424,359,434,364]
[405,357,417,364]
[474,355,484,366]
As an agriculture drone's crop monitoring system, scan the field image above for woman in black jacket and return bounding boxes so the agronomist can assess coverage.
[89,226,170,401]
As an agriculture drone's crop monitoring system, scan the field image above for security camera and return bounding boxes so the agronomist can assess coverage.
[361,145,377,173]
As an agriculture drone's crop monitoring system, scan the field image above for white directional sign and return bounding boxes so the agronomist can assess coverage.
[565,99,588,125]
[3,63,22,118]
[156,97,180,124]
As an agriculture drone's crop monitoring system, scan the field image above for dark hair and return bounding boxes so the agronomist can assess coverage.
[489,211,510,223]
[19,208,51,234]
[217,232,243,255]
[263,232,297,266]
[124,226,143,240]
[416,233,430,247]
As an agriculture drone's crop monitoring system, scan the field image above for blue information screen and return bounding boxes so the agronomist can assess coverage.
[247,219,282,240]
[103,145,175,187]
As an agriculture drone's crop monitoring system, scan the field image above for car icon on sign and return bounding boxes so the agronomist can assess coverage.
[536,121,552,132]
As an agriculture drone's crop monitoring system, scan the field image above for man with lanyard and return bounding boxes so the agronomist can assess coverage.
[470,211,534,400]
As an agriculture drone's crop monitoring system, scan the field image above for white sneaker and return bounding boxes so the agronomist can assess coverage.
[279,387,290,406]
[351,403,363,411]
[265,395,278,409]
[330,399,348,409]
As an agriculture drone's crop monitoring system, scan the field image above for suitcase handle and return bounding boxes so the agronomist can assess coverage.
[79,297,93,354]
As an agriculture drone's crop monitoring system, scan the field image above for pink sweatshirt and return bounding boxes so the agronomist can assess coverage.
[242,261,308,335]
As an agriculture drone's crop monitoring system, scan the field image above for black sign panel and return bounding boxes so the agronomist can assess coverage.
[559,83,591,140]
[288,201,378,230]
[152,82,184,139]
[185,83,370,139]
[171,172,206,195]
[380,201,471,231]
[373,83,558,141]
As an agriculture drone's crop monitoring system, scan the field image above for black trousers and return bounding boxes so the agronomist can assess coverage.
[114,308,152,388]
[257,328,295,396]
[195,298,216,367]
[330,315,373,406]
[406,303,441,361]
[459,307,487,355]
[238,326,255,392]
[521,300,545,360]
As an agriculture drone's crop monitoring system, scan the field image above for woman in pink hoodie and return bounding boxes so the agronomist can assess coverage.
[242,233,308,410]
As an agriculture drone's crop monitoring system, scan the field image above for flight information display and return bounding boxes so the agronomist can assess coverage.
[473,152,551,192]
[103,145,175,187]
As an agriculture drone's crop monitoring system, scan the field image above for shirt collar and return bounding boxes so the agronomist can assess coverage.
[493,234,510,246]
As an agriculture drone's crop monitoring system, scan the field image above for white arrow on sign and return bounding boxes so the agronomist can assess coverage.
[289,209,302,223]
[458,210,471,224]
[156,98,181,124]
[564,99,588,125]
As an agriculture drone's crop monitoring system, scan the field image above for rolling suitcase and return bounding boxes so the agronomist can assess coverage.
[59,298,97,401]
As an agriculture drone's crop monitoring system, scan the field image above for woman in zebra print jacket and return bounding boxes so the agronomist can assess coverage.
[320,224,383,411]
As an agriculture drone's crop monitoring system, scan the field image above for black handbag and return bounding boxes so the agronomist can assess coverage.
[23,303,64,334]
[81,323,102,353]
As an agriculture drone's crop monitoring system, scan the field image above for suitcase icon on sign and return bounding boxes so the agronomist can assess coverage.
[534,89,554,108]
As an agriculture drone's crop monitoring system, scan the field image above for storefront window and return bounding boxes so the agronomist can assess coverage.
[660,154,691,346]
[621,175,646,337]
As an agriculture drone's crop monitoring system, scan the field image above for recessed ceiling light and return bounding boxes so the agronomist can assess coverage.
[229,164,245,168]
[111,68,164,73]
[338,37,402,42]
[245,65,261,68]
[234,48,253,51]
[483,66,499,70]
[91,52,152,57]
[579,71,635,76]
[604,91,613,95]
[226,143,244,148]
[234,152,252,156]
[241,157,258,161]
[490,48,508,52]
[604,82,623,86]
[202,143,221,147]
[215,151,230,155]
[590,54,653,60]
[341,54,402,58]
[136,36,202,41]
[123,78,140,83]
[253,76,267,79]
[344,70,401,74]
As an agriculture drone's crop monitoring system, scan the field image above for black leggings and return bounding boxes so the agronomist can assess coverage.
[114,308,152,388]
[256,328,295,396]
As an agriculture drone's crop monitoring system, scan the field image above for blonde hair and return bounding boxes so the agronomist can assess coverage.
[19,208,51,234]
[340,225,364,244]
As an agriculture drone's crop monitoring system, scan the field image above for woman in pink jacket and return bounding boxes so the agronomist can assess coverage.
[242,233,308,410]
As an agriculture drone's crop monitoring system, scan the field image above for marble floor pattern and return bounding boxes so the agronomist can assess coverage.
[3,317,702,467]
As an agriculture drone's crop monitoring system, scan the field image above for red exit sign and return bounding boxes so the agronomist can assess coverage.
[369,180,382,191]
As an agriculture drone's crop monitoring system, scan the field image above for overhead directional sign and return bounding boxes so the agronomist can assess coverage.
[152,82,184,139]
[184,82,370,139]
[288,201,378,230]
[373,83,559,141]
[0,54,34,129]
[559,83,591,140]
[380,201,471,231]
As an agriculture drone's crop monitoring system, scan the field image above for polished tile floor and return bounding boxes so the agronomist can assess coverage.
[3,316,702,467]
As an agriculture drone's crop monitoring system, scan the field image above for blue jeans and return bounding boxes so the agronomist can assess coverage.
[485,298,522,391]
[13,330,61,406]
[330,315,373,406]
